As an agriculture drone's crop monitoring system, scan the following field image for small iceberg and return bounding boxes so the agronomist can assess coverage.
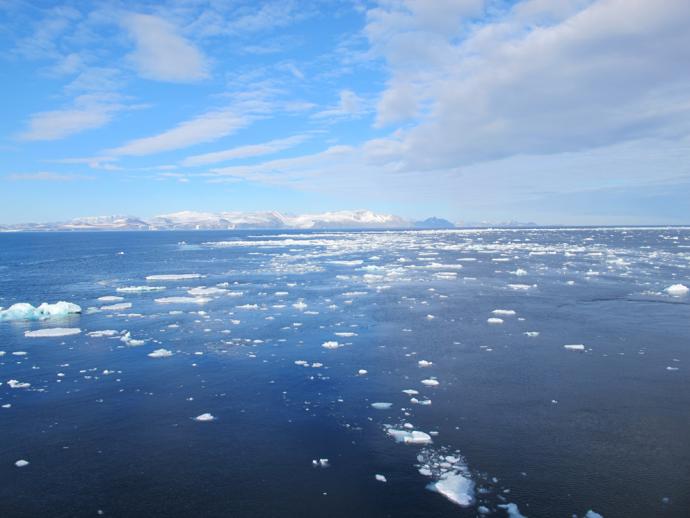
[665,284,688,296]
[194,413,216,422]
[430,472,475,508]
[148,348,173,358]
[0,301,81,321]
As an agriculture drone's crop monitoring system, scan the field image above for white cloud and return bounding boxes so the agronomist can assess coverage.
[365,0,690,170]
[182,134,310,166]
[108,109,249,156]
[124,13,208,82]
[313,90,364,119]
[6,172,87,182]
[18,94,126,141]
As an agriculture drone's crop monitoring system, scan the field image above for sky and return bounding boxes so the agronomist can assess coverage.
[1,0,689,225]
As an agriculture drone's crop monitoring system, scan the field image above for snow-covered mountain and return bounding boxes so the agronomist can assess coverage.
[1,210,424,231]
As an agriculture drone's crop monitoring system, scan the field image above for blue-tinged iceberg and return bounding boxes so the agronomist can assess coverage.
[0,301,82,321]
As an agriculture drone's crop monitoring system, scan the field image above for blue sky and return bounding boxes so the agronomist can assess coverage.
[1,0,689,225]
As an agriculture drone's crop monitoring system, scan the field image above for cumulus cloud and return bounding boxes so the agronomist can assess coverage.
[313,90,364,119]
[124,13,208,82]
[366,0,690,170]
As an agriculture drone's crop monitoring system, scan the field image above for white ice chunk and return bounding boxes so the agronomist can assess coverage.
[665,284,688,296]
[24,327,81,338]
[585,511,604,518]
[194,413,215,422]
[375,474,387,482]
[421,378,439,387]
[0,301,81,321]
[371,402,393,410]
[322,341,342,350]
[148,348,173,358]
[14,459,29,468]
[492,309,516,316]
[487,317,504,324]
[430,472,475,508]
[155,297,210,304]
[146,274,203,281]
[564,344,585,351]
[498,503,527,517]
[100,302,132,311]
[116,286,165,293]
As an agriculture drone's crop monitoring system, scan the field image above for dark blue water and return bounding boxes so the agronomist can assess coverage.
[0,228,688,517]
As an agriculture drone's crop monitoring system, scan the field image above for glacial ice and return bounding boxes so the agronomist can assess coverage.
[0,301,81,321]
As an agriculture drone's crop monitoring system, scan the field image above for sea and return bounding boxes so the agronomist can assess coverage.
[0,228,688,517]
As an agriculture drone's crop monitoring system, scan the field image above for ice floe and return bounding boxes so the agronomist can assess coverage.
[194,413,216,422]
[116,285,165,293]
[148,348,173,358]
[155,297,210,304]
[665,284,688,296]
[498,503,527,517]
[24,327,81,338]
[146,274,203,281]
[371,402,393,410]
[564,344,585,351]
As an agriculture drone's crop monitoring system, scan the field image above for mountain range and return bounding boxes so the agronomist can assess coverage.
[0,210,458,231]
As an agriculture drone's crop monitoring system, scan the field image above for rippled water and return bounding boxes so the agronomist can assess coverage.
[0,228,688,517]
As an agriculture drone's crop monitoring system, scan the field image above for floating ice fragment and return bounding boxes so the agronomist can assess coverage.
[418,360,433,368]
[492,309,516,316]
[155,297,210,304]
[146,274,203,281]
[194,413,215,422]
[7,380,31,389]
[24,328,81,338]
[87,330,119,338]
[312,459,329,468]
[421,378,439,387]
[584,511,603,518]
[498,503,527,517]
[187,287,227,296]
[375,474,387,483]
[665,284,688,296]
[293,300,308,310]
[322,341,342,350]
[371,402,393,410]
[358,369,368,375]
[487,318,504,324]
[148,348,173,358]
[429,472,475,508]
[14,460,29,468]
[0,301,81,321]
[564,344,585,351]
[116,286,165,293]
[524,331,540,337]
[120,332,145,346]
[387,429,433,444]
[100,302,132,311]
[402,389,419,395]
[97,296,124,302]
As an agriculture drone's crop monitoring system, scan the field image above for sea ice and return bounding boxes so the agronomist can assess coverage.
[371,402,393,410]
[7,380,31,389]
[14,460,29,468]
[116,286,165,293]
[148,348,173,358]
[194,413,216,422]
[498,503,527,517]
[188,287,227,296]
[155,297,210,304]
[97,296,124,302]
[24,327,81,338]
[585,511,604,518]
[375,474,387,482]
[418,360,433,367]
[87,330,120,338]
[492,309,516,316]
[0,301,81,321]
[430,472,475,507]
[322,341,342,350]
[487,318,504,324]
[100,302,132,311]
[146,274,203,281]
[564,344,585,351]
[421,378,439,387]
[665,284,688,296]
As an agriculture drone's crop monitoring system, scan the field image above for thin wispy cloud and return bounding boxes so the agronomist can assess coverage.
[182,134,310,166]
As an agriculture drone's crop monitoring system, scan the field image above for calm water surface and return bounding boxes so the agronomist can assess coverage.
[0,228,688,517]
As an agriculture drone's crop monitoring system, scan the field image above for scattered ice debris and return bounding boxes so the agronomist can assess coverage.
[154,297,210,304]
[357,369,368,375]
[0,301,81,321]
[194,413,216,422]
[116,285,165,293]
[148,348,173,358]
[487,317,504,325]
[666,366,679,371]
[498,503,527,517]
[426,314,435,320]
[293,300,308,310]
[100,302,132,311]
[492,309,516,316]
[145,274,203,281]
[371,402,393,410]
[375,474,387,483]
[7,380,31,389]
[421,378,439,387]
[508,284,535,291]
[322,341,342,350]
[418,360,433,367]
[87,330,120,338]
[665,284,688,296]
[120,332,145,346]
[24,327,81,338]
[564,344,585,351]
[402,389,419,396]
[312,459,329,468]
[14,460,29,468]
[386,428,433,444]
[585,511,604,518]
[335,332,357,337]
[524,331,540,337]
